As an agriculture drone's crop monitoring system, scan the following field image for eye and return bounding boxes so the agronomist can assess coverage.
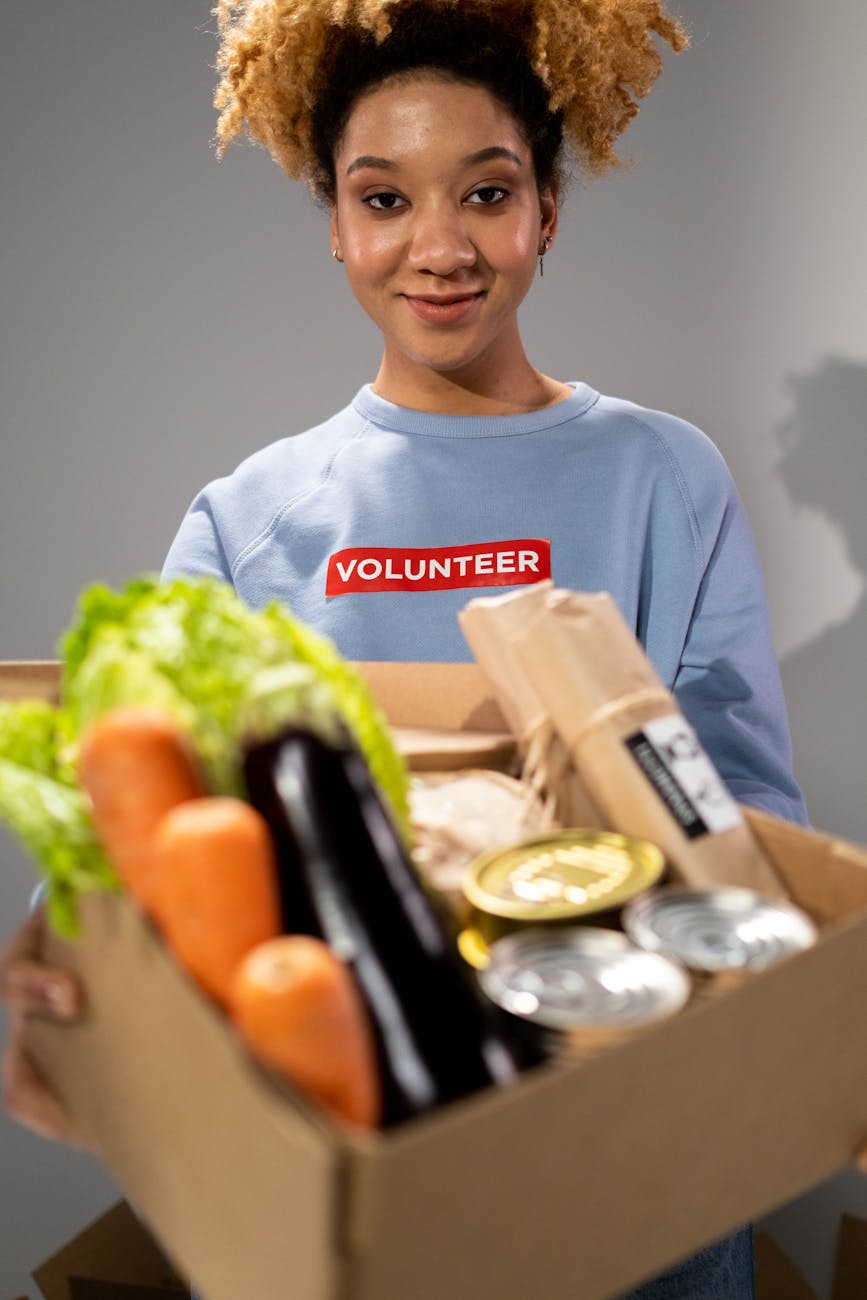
[363,192,408,211]
[466,186,509,206]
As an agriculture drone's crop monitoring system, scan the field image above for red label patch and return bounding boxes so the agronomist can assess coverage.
[325,539,551,596]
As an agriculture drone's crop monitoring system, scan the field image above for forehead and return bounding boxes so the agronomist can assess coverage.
[336,73,530,167]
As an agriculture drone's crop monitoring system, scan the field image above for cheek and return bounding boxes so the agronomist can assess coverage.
[484,221,538,272]
[341,222,400,275]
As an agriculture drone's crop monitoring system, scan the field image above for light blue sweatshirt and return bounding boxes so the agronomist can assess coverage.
[163,381,806,825]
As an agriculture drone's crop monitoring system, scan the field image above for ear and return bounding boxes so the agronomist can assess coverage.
[539,185,559,243]
[329,204,340,259]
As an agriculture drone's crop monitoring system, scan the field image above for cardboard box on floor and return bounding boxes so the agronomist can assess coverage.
[31,1199,189,1300]
[7,659,867,1300]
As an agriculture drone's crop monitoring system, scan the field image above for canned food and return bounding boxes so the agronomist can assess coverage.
[456,927,492,971]
[462,830,665,946]
[478,926,691,1032]
[622,886,818,972]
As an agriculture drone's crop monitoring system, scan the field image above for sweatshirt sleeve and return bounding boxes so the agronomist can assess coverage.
[672,480,808,827]
[161,488,234,585]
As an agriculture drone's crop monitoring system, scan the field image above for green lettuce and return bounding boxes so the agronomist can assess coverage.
[0,701,118,936]
[0,575,410,933]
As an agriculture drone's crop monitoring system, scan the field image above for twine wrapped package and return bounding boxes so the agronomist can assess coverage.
[460,582,788,900]
[454,581,605,831]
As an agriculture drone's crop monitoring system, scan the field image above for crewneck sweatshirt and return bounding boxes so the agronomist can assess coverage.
[163,382,806,824]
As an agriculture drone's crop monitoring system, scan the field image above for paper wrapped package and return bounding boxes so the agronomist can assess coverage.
[452,581,605,831]
[460,583,788,900]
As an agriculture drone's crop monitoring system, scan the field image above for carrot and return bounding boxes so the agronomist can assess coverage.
[228,935,381,1129]
[77,707,205,911]
[148,797,282,1007]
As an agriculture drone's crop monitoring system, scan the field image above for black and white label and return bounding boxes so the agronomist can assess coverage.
[624,714,743,840]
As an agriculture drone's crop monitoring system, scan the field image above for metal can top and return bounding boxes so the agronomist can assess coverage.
[463,830,665,923]
[622,886,818,972]
[479,926,691,1030]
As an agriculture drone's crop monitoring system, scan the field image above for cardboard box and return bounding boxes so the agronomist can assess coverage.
[31,1199,189,1300]
[6,659,867,1300]
[832,1213,867,1300]
[753,1232,819,1300]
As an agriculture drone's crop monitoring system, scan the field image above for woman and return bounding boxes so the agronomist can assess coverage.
[1,2,806,1296]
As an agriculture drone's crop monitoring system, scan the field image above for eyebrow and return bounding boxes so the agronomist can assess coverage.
[344,145,524,177]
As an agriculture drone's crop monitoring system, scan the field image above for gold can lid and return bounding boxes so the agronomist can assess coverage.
[463,830,665,923]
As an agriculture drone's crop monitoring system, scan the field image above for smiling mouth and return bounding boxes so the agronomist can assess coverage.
[402,292,486,324]
[405,292,484,305]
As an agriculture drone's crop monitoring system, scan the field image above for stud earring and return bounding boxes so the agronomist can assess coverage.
[332,248,344,263]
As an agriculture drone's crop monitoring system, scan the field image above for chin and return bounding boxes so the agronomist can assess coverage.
[401,340,493,375]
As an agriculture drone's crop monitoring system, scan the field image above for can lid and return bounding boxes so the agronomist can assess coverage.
[463,830,665,922]
[479,926,691,1030]
[622,886,818,971]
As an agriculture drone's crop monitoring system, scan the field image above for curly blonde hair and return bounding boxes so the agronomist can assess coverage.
[213,0,688,195]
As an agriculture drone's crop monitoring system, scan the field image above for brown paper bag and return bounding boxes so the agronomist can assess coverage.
[458,584,605,829]
[461,584,788,899]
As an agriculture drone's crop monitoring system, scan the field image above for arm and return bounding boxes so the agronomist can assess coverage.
[673,485,808,826]
[161,489,234,584]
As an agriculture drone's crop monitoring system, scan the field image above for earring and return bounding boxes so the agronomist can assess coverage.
[538,235,553,277]
[332,248,344,263]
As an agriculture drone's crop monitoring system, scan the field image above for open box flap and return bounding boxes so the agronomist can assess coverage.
[0,660,60,703]
[358,661,507,732]
[747,808,867,919]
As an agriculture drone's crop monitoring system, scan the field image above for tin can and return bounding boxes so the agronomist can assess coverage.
[462,830,666,952]
[478,925,691,1035]
[622,886,818,972]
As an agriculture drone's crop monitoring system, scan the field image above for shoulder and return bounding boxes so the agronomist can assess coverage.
[590,392,731,481]
[163,398,367,579]
[208,401,365,508]
[589,391,739,558]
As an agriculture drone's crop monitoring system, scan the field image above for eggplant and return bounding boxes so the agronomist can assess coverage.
[242,727,525,1126]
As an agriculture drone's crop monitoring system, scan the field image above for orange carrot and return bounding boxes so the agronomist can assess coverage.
[228,935,381,1129]
[149,797,282,1007]
[77,707,205,911]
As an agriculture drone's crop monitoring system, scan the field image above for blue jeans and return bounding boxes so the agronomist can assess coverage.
[619,1227,755,1299]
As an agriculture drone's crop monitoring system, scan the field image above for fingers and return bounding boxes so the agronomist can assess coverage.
[854,1138,867,1175]
[0,907,83,1020]
[2,1012,90,1148]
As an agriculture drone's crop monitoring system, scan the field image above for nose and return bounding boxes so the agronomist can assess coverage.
[406,201,477,277]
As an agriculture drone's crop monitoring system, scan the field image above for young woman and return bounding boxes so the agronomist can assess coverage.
[1,2,806,1296]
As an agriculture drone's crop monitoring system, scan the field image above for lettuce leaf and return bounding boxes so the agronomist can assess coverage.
[1,575,410,934]
[60,575,409,826]
[0,701,118,936]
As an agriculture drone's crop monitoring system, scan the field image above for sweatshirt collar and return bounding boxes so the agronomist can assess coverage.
[352,382,599,438]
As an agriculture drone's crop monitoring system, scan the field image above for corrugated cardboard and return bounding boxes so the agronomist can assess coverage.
[31,1199,188,1300]
[832,1213,867,1300]
[7,659,867,1299]
[753,1231,819,1300]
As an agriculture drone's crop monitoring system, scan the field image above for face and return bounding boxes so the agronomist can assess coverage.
[330,74,557,402]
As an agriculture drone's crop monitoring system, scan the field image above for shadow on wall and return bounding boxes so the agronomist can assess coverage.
[775,356,867,844]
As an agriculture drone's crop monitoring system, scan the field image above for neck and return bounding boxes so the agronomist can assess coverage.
[372,340,571,417]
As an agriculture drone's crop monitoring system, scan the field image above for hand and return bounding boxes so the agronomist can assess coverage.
[0,907,91,1147]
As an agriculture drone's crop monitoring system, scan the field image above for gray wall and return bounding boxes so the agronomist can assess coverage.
[1,2,865,1295]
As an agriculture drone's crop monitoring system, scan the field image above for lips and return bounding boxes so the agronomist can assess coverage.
[402,291,485,325]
